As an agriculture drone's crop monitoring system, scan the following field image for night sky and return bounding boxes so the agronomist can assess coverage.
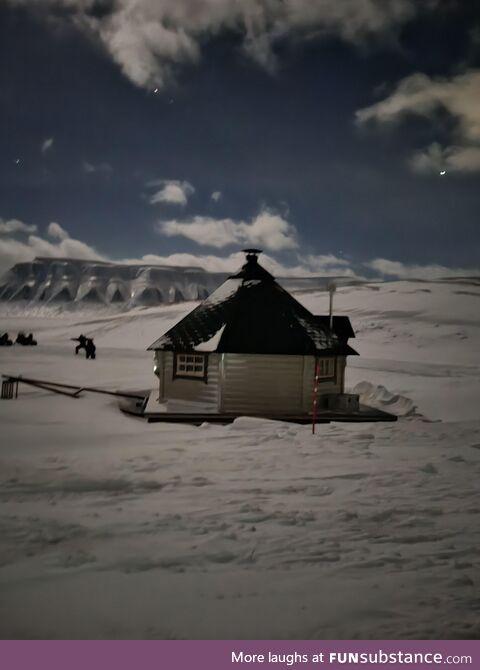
[1,1,479,278]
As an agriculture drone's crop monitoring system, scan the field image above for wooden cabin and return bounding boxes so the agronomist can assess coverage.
[147,249,358,416]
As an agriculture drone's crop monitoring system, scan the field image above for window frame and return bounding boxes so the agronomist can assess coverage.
[316,356,336,382]
[173,352,209,383]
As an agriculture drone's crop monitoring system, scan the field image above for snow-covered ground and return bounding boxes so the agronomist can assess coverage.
[1,279,479,639]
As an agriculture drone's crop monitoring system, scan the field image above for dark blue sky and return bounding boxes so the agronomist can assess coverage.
[1,1,479,276]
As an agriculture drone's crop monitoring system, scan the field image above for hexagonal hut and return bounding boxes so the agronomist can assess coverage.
[144,249,368,422]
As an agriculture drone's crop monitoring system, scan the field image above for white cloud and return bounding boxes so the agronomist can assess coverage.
[367,258,480,280]
[0,220,104,275]
[149,179,194,206]
[82,160,113,174]
[410,142,480,175]
[158,208,298,251]
[41,137,54,153]
[301,254,357,277]
[0,228,303,278]
[211,191,222,202]
[27,235,105,262]
[122,250,249,274]
[47,222,70,241]
[4,0,434,90]
[0,218,37,234]
[357,69,480,174]
[2,217,478,282]
[120,251,352,277]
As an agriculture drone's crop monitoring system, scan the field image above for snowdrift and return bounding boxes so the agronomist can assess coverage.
[352,381,417,416]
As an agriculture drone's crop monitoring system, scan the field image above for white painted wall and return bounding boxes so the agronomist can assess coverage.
[154,351,345,415]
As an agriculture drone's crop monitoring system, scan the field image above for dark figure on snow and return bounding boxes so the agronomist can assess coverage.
[71,334,87,355]
[85,338,96,360]
[0,332,13,346]
[16,332,37,346]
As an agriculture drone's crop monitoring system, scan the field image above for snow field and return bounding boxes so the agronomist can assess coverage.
[0,279,479,639]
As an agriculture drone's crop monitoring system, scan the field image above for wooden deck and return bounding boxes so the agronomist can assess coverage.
[118,395,397,425]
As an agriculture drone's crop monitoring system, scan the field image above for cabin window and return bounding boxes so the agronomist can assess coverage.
[173,353,208,381]
[316,357,336,380]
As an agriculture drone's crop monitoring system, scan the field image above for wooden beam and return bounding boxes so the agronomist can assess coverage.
[1,374,146,401]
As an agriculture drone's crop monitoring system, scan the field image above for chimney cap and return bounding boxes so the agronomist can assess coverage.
[229,248,273,280]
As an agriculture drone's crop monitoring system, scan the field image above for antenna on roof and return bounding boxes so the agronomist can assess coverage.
[327,281,336,330]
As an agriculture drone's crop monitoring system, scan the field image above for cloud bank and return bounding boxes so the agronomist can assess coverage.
[5,0,433,89]
[2,217,478,281]
[367,258,480,280]
[157,208,298,251]
[47,222,70,241]
[0,218,38,235]
[357,69,480,174]
[0,219,105,275]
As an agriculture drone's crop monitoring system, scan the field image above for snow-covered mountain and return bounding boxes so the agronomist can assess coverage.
[0,257,358,309]
[0,257,224,307]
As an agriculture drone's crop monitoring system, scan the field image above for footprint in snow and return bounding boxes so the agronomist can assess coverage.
[419,463,438,474]
[191,476,212,486]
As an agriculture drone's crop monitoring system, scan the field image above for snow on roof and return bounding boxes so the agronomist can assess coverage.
[194,325,226,352]
[147,278,240,351]
[148,252,356,356]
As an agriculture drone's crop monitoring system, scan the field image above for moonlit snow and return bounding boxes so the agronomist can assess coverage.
[1,279,479,639]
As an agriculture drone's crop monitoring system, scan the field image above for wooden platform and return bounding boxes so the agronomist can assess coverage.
[118,395,397,425]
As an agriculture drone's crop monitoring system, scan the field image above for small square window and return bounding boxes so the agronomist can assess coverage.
[174,353,208,381]
[316,357,336,380]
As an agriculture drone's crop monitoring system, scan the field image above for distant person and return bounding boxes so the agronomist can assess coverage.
[71,334,87,355]
[26,333,37,346]
[15,332,26,345]
[85,338,96,360]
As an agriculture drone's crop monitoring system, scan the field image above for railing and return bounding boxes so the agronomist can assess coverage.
[0,374,146,401]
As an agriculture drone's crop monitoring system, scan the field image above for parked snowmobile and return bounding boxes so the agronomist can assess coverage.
[0,332,13,346]
[16,332,38,346]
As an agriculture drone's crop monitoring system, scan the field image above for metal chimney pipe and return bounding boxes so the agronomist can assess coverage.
[328,283,336,330]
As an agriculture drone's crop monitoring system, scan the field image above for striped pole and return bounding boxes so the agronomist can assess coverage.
[312,359,320,434]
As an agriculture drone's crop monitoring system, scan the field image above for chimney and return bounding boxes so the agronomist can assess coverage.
[231,248,273,281]
[328,283,336,330]
[243,248,262,263]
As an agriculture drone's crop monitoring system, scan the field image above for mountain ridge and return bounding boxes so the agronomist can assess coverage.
[0,257,357,310]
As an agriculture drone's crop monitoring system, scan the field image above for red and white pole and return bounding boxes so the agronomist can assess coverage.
[312,359,320,434]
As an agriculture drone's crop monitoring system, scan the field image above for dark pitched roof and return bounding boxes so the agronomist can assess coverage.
[148,251,357,356]
[313,315,355,341]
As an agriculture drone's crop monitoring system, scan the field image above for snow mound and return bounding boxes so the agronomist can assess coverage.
[228,416,294,431]
[352,381,418,417]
